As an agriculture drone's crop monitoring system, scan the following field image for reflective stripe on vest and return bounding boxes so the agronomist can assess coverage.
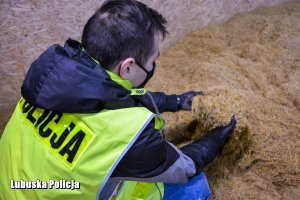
[113,181,164,200]
[0,98,164,200]
[111,116,165,200]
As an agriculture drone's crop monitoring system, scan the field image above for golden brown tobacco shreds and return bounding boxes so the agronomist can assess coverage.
[152,1,300,199]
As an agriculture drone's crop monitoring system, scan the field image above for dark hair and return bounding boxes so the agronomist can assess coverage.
[82,0,168,70]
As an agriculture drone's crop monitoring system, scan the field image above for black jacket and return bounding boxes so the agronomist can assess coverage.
[21,39,181,177]
[21,39,229,189]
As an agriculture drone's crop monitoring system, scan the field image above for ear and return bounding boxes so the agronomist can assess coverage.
[119,58,135,79]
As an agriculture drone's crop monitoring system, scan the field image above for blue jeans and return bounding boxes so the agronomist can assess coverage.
[163,172,211,200]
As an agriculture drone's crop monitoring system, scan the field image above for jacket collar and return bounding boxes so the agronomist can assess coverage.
[105,71,132,91]
[81,46,133,90]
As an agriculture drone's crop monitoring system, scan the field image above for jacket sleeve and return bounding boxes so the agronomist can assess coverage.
[133,91,179,113]
[111,118,235,183]
[111,119,196,183]
[101,120,233,199]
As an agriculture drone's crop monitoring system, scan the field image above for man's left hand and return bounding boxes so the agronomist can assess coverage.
[177,91,204,110]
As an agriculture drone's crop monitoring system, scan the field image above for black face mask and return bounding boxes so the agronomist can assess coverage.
[135,60,156,88]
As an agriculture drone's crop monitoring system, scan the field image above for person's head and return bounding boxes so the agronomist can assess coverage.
[82,0,168,87]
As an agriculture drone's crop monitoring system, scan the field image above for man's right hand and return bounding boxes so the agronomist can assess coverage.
[177,91,204,110]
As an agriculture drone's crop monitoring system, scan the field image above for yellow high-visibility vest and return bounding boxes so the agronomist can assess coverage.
[0,98,164,200]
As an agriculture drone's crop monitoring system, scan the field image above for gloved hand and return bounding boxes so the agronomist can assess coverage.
[177,91,204,110]
[180,116,237,173]
[209,115,237,144]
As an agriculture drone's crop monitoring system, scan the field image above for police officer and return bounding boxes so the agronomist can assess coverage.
[0,0,236,199]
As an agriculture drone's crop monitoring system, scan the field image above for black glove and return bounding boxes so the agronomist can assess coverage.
[207,115,237,145]
[180,116,237,173]
[177,91,204,110]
